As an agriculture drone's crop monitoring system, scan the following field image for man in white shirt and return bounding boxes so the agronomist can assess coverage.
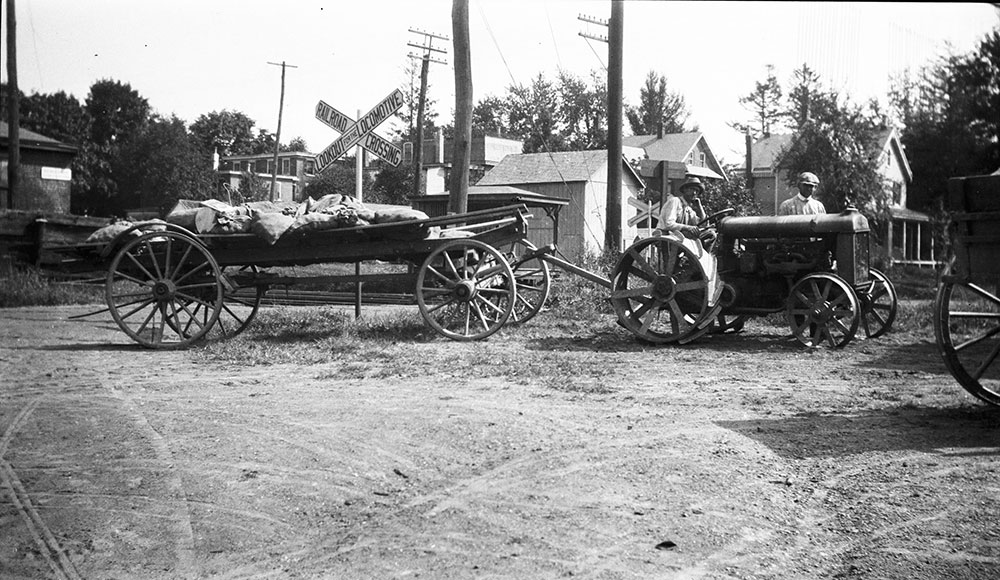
[778,172,826,215]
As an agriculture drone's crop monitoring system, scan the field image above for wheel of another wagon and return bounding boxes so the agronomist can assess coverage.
[185,265,265,340]
[105,230,224,349]
[786,272,861,348]
[499,239,550,324]
[934,279,1000,407]
[610,236,712,344]
[857,268,897,339]
[416,239,516,341]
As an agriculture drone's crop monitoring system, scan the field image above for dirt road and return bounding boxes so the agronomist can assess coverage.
[2,304,999,579]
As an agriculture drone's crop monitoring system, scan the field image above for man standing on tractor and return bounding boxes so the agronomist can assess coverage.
[779,172,827,215]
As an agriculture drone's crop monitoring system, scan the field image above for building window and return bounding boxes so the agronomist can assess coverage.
[281,158,291,175]
[304,160,315,175]
[698,152,706,167]
[403,142,414,165]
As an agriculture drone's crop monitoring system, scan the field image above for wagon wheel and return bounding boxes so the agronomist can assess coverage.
[934,279,1000,406]
[610,237,712,344]
[786,272,860,348]
[105,230,223,349]
[187,265,265,340]
[416,239,516,341]
[857,268,897,339]
[499,239,551,324]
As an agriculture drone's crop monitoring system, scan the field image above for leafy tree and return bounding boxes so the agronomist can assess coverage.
[189,110,262,157]
[785,64,824,130]
[16,89,90,145]
[626,70,690,135]
[557,69,607,150]
[287,136,309,152]
[396,57,439,144]
[472,94,510,137]
[508,74,565,153]
[114,115,216,212]
[730,65,783,139]
[370,163,414,205]
[85,79,150,146]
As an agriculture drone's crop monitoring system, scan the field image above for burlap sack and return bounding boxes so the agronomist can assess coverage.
[251,212,295,245]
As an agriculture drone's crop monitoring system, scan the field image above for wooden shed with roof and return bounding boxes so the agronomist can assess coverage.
[476,150,645,260]
[1,121,78,213]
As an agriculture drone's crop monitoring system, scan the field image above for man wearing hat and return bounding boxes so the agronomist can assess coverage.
[655,175,716,249]
[778,172,826,215]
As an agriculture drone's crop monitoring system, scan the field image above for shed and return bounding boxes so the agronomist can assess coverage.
[476,150,645,260]
[1,121,78,213]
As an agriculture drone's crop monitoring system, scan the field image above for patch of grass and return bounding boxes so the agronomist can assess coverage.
[0,267,104,308]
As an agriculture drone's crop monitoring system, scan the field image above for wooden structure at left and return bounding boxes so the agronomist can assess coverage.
[0,210,110,271]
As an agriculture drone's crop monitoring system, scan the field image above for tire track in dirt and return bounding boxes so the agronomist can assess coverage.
[1,398,83,580]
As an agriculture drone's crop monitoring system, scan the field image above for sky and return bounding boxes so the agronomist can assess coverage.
[3,1,998,165]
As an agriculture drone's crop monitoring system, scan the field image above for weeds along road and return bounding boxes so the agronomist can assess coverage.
[1,304,999,579]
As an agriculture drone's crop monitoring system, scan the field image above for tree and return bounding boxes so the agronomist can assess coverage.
[16,89,90,145]
[472,94,510,137]
[786,64,824,130]
[557,69,607,150]
[114,115,215,212]
[730,65,783,139]
[301,159,373,201]
[286,137,308,152]
[508,74,565,153]
[700,167,759,217]
[85,79,150,146]
[189,110,262,157]
[890,26,1000,211]
[626,70,690,136]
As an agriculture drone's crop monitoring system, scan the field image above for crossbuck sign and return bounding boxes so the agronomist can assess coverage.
[315,88,404,172]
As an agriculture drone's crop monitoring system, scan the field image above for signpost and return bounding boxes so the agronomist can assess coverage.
[314,89,404,172]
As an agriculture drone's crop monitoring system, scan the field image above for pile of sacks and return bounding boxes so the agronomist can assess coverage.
[166,195,429,245]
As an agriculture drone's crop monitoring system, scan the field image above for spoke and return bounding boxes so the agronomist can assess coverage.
[175,281,222,291]
[824,326,836,348]
[169,243,194,280]
[515,282,544,295]
[675,281,707,293]
[668,299,687,335]
[113,269,155,288]
[118,298,156,321]
[426,295,460,315]
[175,290,218,307]
[869,308,887,326]
[173,298,206,332]
[125,251,157,283]
[639,298,666,333]
[183,300,204,336]
[861,315,872,337]
[164,236,173,278]
[421,286,453,299]
[625,263,656,283]
[954,324,1000,352]
[611,284,655,300]
[965,282,1000,307]
[972,339,1000,380]
[664,243,678,274]
[628,247,659,278]
[130,305,157,339]
[792,289,812,307]
[829,292,852,308]
[872,303,893,312]
[832,316,852,335]
[470,300,490,332]
[111,289,155,301]
[173,260,212,287]
[476,295,507,316]
[425,264,457,287]
[820,280,832,300]
[143,240,164,279]
[442,251,461,280]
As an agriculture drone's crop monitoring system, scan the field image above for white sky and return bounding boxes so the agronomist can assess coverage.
[4,1,998,165]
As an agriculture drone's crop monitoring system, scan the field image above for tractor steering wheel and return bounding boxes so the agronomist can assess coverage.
[697,208,735,229]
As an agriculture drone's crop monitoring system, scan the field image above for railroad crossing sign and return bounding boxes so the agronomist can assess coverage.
[315,88,404,172]
[627,196,662,227]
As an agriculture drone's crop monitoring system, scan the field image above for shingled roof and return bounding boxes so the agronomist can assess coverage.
[478,150,643,187]
[623,131,703,161]
[0,121,78,154]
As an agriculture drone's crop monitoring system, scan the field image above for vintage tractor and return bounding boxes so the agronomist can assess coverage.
[608,207,896,347]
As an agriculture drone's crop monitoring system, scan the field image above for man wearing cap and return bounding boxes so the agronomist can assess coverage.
[779,172,826,215]
[655,176,716,249]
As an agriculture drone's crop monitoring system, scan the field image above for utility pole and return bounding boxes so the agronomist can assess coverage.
[267,60,297,202]
[407,28,448,199]
[580,2,624,252]
[5,0,20,210]
[450,0,472,215]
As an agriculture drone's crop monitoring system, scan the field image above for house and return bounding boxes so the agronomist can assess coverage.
[476,150,645,260]
[217,151,318,204]
[623,130,728,197]
[748,129,931,266]
[0,121,78,213]
[405,130,523,195]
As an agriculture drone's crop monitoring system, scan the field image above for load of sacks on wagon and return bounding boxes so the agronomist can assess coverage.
[162,194,433,245]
